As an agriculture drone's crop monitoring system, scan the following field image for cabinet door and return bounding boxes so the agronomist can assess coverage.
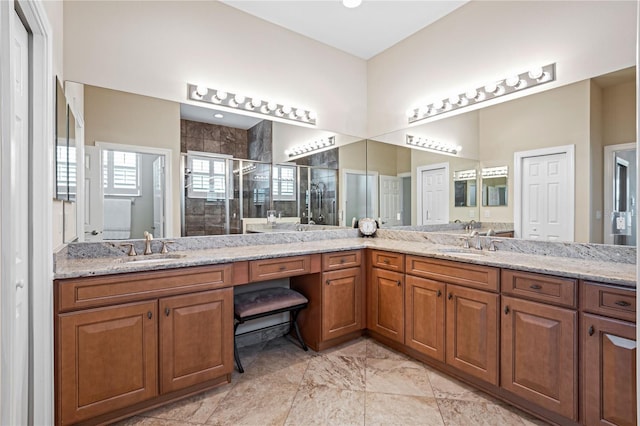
[446,284,498,385]
[405,275,445,361]
[322,267,362,341]
[368,267,404,343]
[58,301,158,425]
[583,313,637,426]
[501,296,577,420]
[160,288,233,394]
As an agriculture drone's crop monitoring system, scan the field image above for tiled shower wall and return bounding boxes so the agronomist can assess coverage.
[181,119,272,236]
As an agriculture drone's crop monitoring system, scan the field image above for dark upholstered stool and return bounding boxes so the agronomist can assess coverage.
[233,287,309,373]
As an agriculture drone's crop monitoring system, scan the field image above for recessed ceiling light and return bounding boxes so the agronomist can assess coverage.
[214,113,224,119]
[343,0,362,9]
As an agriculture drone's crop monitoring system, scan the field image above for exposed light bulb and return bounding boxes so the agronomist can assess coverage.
[308,111,317,120]
[528,67,544,80]
[267,101,278,111]
[295,108,306,118]
[251,98,262,108]
[234,94,246,104]
[506,76,520,87]
[432,100,444,110]
[465,89,478,101]
[449,95,461,105]
[484,82,498,94]
[282,105,292,114]
[216,90,227,101]
[342,0,362,8]
[195,85,208,97]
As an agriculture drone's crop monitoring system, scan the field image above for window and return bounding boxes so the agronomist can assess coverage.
[187,154,228,199]
[103,150,141,196]
[56,145,76,198]
[273,165,296,201]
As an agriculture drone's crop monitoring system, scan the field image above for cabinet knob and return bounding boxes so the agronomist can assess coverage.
[504,306,510,315]
[529,284,542,290]
[448,292,453,300]
[437,289,442,297]
[147,311,153,319]
[165,307,170,316]
[326,279,331,286]
[615,300,631,307]
[588,325,595,336]
[396,280,401,287]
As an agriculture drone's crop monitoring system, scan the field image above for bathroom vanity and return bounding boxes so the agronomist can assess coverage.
[53,232,636,426]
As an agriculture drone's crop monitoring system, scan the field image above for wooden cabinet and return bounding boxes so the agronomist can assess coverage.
[368,266,405,343]
[55,265,234,425]
[582,282,637,426]
[249,254,320,281]
[291,250,364,351]
[58,301,158,425]
[322,267,363,341]
[159,288,233,394]
[501,296,577,420]
[405,275,445,361]
[445,284,499,385]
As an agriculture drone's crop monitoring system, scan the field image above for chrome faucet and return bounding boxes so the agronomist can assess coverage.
[469,230,482,250]
[143,231,154,255]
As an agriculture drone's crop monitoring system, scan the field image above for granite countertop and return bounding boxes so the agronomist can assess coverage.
[54,233,637,288]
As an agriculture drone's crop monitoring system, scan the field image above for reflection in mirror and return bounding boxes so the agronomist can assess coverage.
[481,166,508,207]
[55,79,69,200]
[67,107,77,202]
[367,66,637,245]
[453,169,477,207]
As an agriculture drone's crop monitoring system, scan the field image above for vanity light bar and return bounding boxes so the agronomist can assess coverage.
[454,169,477,180]
[285,136,335,157]
[187,83,317,125]
[232,163,257,175]
[406,135,460,155]
[481,166,509,178]
[407,63,556,124]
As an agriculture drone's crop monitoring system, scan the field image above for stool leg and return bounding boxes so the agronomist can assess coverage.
[291,309,308,351]
[233,321,244,373]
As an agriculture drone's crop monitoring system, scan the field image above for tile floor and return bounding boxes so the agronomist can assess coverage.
[115,336,550,426]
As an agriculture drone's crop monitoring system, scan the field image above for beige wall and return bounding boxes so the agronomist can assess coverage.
[478,81,591,241]
[603,80,637,145]
[64,1,367,138]
[84,86,181,236]
[367,1,636,137]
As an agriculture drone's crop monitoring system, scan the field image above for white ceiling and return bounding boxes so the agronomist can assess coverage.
[183,1,469,127]
[219,0,469,60]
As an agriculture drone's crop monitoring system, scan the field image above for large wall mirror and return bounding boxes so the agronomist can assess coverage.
[365,66,637,246]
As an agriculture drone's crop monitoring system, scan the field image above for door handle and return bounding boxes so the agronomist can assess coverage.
[396,280,401,287]
[504,306,510,314]
[448,292,453,300]
[147,311,153,319]
[437,289,442,297]
[326,279,331,286]
[588,325,595,336]
[165,307,170,316]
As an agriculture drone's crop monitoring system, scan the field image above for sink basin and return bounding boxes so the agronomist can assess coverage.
[436,248,485,256]
[120,253,187,264]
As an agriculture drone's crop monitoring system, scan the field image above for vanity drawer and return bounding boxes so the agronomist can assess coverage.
[322,250,362,271]
[56,263,233,312]
[502,270,576,308]
[249,255,319,282]
[407,256,499,292]
[370,250,404,272]
[582,282,636,322]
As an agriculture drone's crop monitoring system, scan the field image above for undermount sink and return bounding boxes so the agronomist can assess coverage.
[436,248,486,256]
[119,253,187,264]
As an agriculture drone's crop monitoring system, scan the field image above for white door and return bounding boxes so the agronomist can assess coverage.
[84,146,104,241]
[379,175,402,226]
[521,153,570,241]
[1,10,30,425]
[153,156,165,237]
[418,164,449,225]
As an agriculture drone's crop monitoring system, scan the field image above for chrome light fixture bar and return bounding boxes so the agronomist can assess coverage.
[406,135,460,155]
[453,169,477,180]
[407,63,556,124]
[481,166,509,178]
[187,83,317,125]
[285,136,335,157]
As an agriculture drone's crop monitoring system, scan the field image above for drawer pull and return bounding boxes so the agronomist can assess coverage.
[165,307,170,316]
[437,290,442,297]
[396,280,401,287]
[504,306,510,315]
[529,284,542,290]
[340,258,346,264]
[383,259,390,264]
[279,265,286,271]
[147,311,153,319]
[588,325,595,336]
[448,292,453,300]
[614,300,631,307]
